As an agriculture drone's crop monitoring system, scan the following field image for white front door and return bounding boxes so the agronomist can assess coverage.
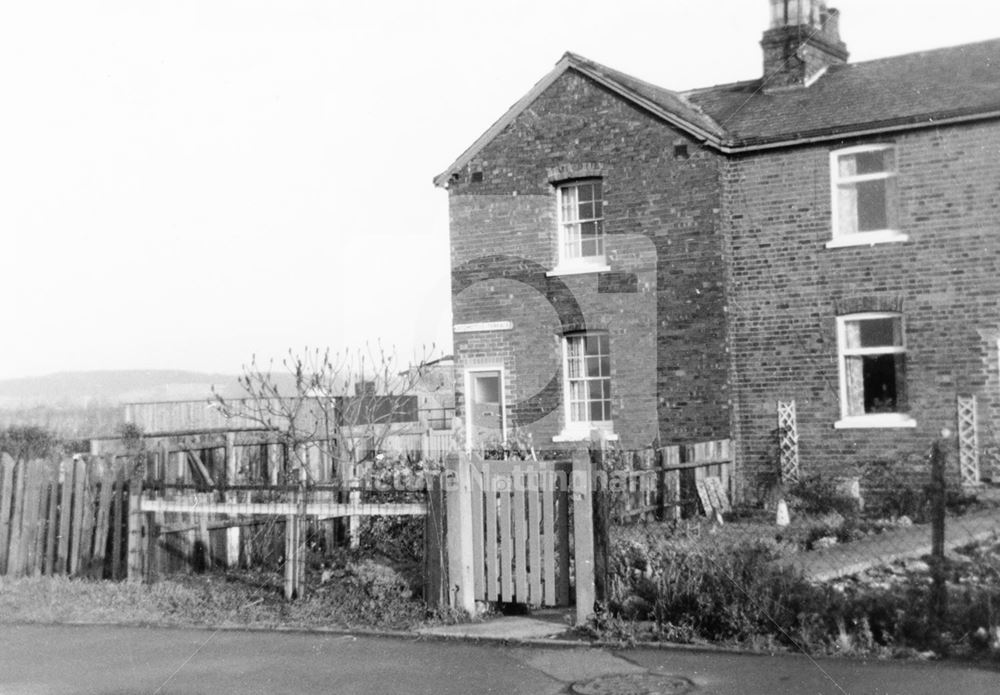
[467,370,504,451]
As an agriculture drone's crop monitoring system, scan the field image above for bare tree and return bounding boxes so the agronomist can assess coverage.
[211,343,441,485]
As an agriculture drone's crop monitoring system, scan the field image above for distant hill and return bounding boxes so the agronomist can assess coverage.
[0,370,302,439]
[0,370,254,409]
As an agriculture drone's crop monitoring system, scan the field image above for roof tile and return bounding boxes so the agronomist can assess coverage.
[685,39,1000,146]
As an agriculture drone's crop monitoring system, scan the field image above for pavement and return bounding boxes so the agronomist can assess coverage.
[1,623,998,695]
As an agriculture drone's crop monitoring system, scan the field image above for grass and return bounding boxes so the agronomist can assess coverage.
[0,568,447,632]
[0,515,458,633]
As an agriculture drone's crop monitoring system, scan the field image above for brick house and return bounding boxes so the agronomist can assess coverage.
[435,1,1000,491]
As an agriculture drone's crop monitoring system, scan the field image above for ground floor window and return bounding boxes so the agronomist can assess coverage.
[836,313,914,428]
[565,332,612,425]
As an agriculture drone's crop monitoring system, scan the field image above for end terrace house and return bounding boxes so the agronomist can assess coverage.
[435,1,1000,490]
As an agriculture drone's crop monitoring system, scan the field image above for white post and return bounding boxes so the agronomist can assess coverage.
[445,452,476,614]
[572,449,595,626]
[225,432,239,568]
[348,479,362,549]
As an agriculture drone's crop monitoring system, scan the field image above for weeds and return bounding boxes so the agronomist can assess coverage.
[0,565,438,632]
[593,524,1000,660]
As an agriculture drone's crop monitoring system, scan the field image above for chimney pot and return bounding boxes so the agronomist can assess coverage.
[762,1,848,91]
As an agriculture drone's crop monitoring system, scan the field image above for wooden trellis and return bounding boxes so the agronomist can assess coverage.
[778,400,800,483]
[957,395,980,487]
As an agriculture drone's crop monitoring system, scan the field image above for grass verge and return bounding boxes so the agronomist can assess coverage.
[0,569,451,632]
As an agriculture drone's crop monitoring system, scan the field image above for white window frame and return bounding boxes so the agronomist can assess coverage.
[553,332,617,442]
[547,179,611,277]
[827,144,908,249]
[834,312,916,429]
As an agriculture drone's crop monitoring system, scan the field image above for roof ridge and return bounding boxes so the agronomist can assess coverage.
[681,78,760,98]
[844,35,1000,69]
[565,53,677,95]
[564,52,726,138]
[681,37,1000,98]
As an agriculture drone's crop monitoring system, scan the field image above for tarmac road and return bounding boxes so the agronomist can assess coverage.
[0,624,997,695]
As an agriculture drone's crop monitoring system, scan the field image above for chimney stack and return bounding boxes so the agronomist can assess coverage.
[762,0,848,91]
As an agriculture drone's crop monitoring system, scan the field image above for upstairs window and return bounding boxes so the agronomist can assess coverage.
[828,145,906,248]
[565,332,612,426]
[835,313,915,428]
[555,179,606,270]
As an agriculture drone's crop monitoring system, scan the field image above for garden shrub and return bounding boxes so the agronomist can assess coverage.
[787,473,859,517]
[354,516,425,595]
[604,527,823,645]
[598,525,1000,658]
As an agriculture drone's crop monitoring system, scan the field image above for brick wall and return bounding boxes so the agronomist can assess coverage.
[447,69,729,450]
[723,122,1000,492]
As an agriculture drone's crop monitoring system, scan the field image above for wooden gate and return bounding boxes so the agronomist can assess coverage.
[467,457,573,607]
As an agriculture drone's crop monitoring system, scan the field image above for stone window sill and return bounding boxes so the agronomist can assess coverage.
[834,414,917,430]
[553,429,618,443]
[825,231,910,249]
[546,262,611,278]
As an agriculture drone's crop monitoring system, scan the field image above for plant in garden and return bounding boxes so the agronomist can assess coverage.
[115,422,146,476]
[479,426,539,461]
[211,343,442,481]
[787,473,859,517]
[594,522,1000,659]
[0,425,61,463]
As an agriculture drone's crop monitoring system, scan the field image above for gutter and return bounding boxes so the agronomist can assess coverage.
[716,107,1000,154]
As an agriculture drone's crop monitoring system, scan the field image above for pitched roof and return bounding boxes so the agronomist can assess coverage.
[435,38,1000,185]
[567,53,725,140]
[686,38,1000,148]
[432,52,725,187]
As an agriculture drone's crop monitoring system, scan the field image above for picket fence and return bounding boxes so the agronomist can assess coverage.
[0,454,130,580]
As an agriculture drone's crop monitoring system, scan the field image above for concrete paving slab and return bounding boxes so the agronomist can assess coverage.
[418,616,570,640]
[508,647,647,682]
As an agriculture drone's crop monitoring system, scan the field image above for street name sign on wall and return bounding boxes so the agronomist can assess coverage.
[453,321,513,333]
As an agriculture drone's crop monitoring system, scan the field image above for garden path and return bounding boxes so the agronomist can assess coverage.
[788,507,1000,581]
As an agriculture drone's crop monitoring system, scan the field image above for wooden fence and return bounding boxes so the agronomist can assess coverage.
[129,481,430,599]
[599,439,733,522]
[0,454,130,580]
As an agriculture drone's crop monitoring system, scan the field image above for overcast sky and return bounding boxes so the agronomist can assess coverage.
[1,0,997,380]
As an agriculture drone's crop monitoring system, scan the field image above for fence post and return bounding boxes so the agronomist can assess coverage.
[224,432,241,568]
[590,448,609,604]
[445,452,475,614]
[572,449,595,626]
[348,479,362,549]
[0,454,15,575]
[126,476,144,583]
[929,436,948,632]
[284,467,307,600]
[424,471,447,608]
